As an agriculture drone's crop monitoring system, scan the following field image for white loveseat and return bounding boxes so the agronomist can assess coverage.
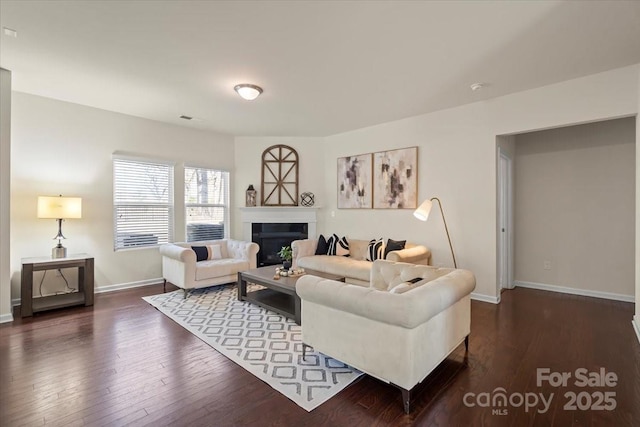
[291,238,431,286]
[296,259,476,413]
[160,239,259,298]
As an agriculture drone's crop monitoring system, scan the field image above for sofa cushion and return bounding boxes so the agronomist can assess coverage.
[327,234,349,256]
[217,241,230,258]
[180,240,229,258]
[195,258,250,281]
[315,234,329,255]
[349,239,369,261]
[191,246,208,262]
[389,283,412,294]
[366,238,385,261]
[388,278,431,294]
[297,255,371,282]
[371,260,451,291]
[384,238,406,258]
[207,244,223,260]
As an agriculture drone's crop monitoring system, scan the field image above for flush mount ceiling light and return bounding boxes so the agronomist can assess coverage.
[470,83,485,91]
[234,84,263,101]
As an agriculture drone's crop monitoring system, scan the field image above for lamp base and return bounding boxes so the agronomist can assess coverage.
[52,245,67,259]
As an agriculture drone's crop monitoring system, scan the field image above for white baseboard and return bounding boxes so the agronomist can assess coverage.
[0,312,14,324]
[10,278,164,308]
[471,292,500,304]
[95,278,163,294]
[514,280,634,303]
[633,316,640,346]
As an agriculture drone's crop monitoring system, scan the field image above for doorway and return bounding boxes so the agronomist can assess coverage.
[497,147,514,292]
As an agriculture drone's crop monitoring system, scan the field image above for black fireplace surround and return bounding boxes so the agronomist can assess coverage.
[252,223,308,267]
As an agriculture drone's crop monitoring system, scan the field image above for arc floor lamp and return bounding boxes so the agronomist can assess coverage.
[413,197,457,268]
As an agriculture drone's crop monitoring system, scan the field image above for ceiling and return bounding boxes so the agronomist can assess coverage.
[1,1,639,137]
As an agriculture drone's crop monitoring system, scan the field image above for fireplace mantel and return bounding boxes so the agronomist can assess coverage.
[240,207,318,242]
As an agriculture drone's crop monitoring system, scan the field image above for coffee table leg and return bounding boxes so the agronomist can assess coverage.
[237,272,247,301]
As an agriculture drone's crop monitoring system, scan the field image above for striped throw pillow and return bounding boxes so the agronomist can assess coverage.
[327,234,349,256]
[366,238,385,261]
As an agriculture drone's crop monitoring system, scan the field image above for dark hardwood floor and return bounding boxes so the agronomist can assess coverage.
[1,284,638,426]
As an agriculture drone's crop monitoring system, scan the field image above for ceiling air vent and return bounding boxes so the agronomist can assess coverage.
[3,27,18,37]
[179,115,193,120]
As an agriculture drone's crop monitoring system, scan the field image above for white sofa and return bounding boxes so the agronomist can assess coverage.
[296,259,476,414]
[291,238,431,286]
[160,239,259,298]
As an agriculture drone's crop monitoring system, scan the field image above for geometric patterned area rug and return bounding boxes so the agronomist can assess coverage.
[142,284,362,411]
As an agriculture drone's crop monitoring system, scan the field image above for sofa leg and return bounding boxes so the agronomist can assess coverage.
[183,289,189,299]
[465,335,469,352]
[163,279,167,293]
[401,388,411,414]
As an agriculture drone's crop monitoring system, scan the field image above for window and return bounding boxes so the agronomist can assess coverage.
[113,157,174,250]
[185,167,229,242]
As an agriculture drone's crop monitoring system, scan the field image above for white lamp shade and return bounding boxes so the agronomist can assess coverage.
[413,199,433,221]
[37,196,82,219]
[234,84,262,101]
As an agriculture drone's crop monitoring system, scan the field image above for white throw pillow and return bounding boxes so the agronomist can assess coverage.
[207,244,223,260]
[389,283,413,294]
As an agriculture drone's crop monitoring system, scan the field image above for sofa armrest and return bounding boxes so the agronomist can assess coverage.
[159,244,196,263]
[297,269,475,329]
[291,239,318,268]
[226,239,260,268]
[386,245,431,265]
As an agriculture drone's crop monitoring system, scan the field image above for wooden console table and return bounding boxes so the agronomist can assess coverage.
[21,253,94,317]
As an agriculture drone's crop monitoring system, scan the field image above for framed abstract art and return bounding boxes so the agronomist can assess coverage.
[337,153,372,209]
[373,147,418,209]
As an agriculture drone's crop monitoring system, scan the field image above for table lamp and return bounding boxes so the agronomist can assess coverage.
[37,195,82,259]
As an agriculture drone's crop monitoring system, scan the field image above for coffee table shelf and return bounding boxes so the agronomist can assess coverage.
[238,266,344,325]
[243,288,295,320]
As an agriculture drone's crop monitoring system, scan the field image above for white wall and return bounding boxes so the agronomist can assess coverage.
[7,65,639,311]
[232,137,326,239]
[0,69,11,322]
[514,118,635,298]
[322,65,639,301]
[10,93,234,301]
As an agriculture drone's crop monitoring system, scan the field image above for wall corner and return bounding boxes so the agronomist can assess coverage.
[636,66,640,325]
[0,68,12,323]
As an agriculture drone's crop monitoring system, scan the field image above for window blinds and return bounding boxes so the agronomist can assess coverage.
[184,167,229,242]
[113,158,174,250]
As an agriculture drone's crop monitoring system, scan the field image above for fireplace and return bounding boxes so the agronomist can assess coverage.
[252,223,308,266]
[240,206,318,266]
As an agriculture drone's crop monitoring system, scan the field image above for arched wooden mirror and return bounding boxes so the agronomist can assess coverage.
[261,145,299,206]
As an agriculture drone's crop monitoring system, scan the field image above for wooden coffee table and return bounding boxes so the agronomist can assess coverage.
[237,266,345,324]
